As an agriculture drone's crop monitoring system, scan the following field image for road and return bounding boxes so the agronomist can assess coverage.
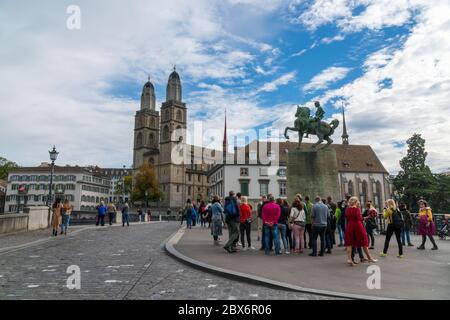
[0,222,332,300]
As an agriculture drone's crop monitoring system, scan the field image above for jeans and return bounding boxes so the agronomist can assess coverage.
[401,229,411,245]
[366,226,375,247]
[61,215,70,232]
[285,225,294,249]
[311,225,326,255]
[383,224,403,255]
[239,222,252,247]
[224,221,240,250]
[277,223,289,251]
[351,247,364,261]
[304,224,313,248]
[337,225,344,245]
[261,225,273,250]
[186,217,192,229]
[292,224,305,251]
[96,215,105,226]
[122,213,130,226]
[264,224,280,255]
[325,232,333,250]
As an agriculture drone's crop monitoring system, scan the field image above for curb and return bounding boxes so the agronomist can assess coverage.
[164,228,396,300]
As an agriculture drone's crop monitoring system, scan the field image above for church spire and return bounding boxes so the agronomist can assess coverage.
[166,66,182,102]
[223,109,228,163]
[342,103,349,145]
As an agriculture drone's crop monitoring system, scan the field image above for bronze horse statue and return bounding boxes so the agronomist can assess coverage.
[284,105,339,149]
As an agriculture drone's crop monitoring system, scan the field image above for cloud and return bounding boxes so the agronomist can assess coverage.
[303,66,350,91]
[321,34,345,44]
[257,72,297,93]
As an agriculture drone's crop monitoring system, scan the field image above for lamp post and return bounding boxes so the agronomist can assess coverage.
[47,146,59,227]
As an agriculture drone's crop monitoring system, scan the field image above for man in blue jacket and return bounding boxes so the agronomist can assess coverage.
[96,201,107,227]
[223,191,241,253]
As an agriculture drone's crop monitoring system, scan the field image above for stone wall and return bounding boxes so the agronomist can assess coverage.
[23,206,49,231]
[0,213,29,234]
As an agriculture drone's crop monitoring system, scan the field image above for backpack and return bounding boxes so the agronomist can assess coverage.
[225,199,238,217]
[392,209,404,229]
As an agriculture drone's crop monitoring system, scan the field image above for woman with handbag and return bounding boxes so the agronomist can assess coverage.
[289,199,306,253]
[417,200,438,250]
[363,201,378,249]
[61,199,73,235]
[239,196,254,250]
[51,198,62,237]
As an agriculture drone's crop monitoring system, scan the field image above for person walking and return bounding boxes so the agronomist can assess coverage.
[261,195,281,256]
[137,206,143,223]
[239,196,254,250]
[184,199,194,229]
[417,200,438,250]
[289,199,306,253]
[304,196,313,249]
[210,196,225,245]
[276,198,290,254]
[399,204,414,247]
[344,197,378,266]
[147,208,152,222]
[199,201,207,228]
[380,199,404,258]
[96,201,107,227]
[121,201,130,227]
[363,201,378,249]
[310,196,329,257]
[61,199,73,235]
[107,202,117,226]
[51,198,62,237]
[336,200,346,247]
[223,191,241,253]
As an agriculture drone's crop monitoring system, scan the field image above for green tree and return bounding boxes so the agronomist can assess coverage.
[430,174,450,214]
[393,134,435,212]
[0,157,19,180]
[131,164,164,206]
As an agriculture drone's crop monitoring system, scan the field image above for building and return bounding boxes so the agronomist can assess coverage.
[208,108,393,212]
[100,167,132,204]
[132,69,219,210]
[4,164,111,213]
[0,180,6,213]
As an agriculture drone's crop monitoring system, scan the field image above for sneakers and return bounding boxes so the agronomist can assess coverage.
[417,245,425,250]
[249,246,256,250]
[379,252,388,257]
[397,254,405,258]
[285,250,291,255]
[237,242,242,247]
[431,246,439,250]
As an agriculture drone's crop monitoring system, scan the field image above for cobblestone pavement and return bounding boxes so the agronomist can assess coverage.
[0,222,335,300]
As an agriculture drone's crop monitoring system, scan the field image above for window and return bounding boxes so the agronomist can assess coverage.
[188,186,191,194]
[164,109,170,121]
[240,181,249,196]
[149,133,155,146]
[360,180,368,204]
[176,109,182,121]
[249,151,257,161]
[348,180,354,196]
[279,181,287,197]
[198,175,201,182]
[240,168,249,176]
[260,182,269,196]
[136,132,143,146]
[188,173,192,181]
[177,185,180,192]
[163,125,170,141]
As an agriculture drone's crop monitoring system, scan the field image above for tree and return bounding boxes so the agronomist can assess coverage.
[114,175,133,198]
[0,157,19,180]
[393,134,435,212]
[131,164,164,206]
[430,174,450,214]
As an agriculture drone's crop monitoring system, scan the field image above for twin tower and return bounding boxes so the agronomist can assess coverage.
[133,68,188,209]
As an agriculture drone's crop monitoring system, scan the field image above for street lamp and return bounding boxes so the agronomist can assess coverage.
[47,146,59,226]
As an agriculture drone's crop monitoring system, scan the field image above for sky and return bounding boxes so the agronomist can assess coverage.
[0,0,449,174]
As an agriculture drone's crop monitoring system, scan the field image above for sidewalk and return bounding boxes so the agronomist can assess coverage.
[172,227,450,299]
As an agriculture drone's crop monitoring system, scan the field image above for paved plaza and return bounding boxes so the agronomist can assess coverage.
[0,222,333,300]
[173,227,450,300]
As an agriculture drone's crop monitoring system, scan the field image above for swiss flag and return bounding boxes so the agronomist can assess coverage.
[19,185,26,193]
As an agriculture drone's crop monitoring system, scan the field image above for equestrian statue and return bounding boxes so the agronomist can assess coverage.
[284,101,339,149]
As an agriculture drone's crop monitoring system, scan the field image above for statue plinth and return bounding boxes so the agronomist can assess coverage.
[287,148,341,202]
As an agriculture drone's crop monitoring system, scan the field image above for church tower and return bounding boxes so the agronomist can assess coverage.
[159,67,187,209]
[342,105,349,145]
[133,77,160,169]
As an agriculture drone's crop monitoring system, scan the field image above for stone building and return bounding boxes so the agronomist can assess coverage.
[132,69,218,211]
[4,164,111,213]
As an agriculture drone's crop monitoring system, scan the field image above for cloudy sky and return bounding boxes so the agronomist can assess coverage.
[0,0,449,174]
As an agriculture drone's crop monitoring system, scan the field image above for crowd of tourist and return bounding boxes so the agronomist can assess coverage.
[179,191,439,266]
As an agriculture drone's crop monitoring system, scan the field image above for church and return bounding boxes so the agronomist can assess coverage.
[132,68,217,211]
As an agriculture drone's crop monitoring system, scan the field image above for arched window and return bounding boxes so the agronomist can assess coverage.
[164,109,170,121]
[374,181,382,210]
[348,180,354,197]
[361,180,368,204]
[163,125,170,141]
[149,133,155,146]
[136,132,143,146]
[176,109,182,121]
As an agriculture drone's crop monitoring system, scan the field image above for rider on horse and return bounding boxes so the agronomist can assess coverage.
[305,101,325,138]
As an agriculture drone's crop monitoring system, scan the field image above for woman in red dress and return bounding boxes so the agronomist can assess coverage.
[345,197,378,266]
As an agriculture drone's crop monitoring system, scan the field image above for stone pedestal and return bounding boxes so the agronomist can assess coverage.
[287,148,341,202]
